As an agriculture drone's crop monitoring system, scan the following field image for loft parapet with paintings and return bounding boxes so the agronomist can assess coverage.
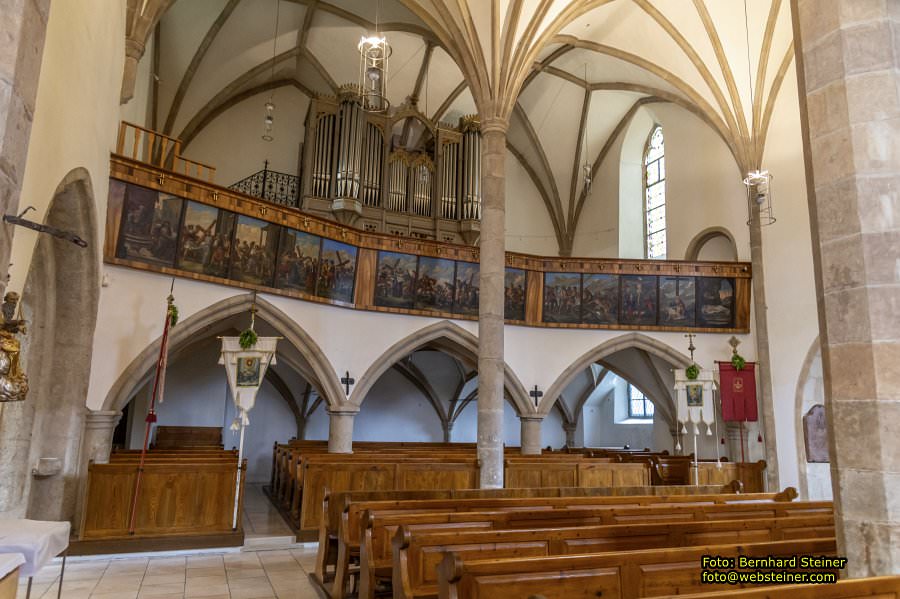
[107,120,752,335]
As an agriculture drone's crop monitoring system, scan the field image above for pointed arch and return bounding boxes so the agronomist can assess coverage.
[101,293,344,413]
[540,332,691,416]
[348,320,532,416]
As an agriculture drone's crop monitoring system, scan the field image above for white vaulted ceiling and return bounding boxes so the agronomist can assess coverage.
[146,0,796,254]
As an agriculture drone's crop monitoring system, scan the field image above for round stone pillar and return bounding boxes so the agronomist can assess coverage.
[477,119,508,489]
[520,417,543,455]
[327,410,356,453]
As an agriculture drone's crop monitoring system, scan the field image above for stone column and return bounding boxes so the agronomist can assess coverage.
[477,119,508,489]
[563,422,578,448]
[327,410,356,453]
[72,411,122,534]
[793,0,900,576]
[0,0,50,289]
[520,417,542,455]
[748,207,779,488]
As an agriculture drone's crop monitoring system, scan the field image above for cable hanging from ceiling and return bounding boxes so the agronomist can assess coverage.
[262,0,280,142]
[741,0,775,226]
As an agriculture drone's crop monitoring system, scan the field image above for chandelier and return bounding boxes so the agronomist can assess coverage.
[581,64,592,196]
[743,170,775,226]
[742,0,774,226]
[358,35,391,112]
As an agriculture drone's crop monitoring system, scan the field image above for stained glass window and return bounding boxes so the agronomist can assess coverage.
[644,126,666,259]
[628,384,655,419]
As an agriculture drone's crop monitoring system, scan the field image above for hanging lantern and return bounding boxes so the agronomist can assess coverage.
[358,35,391,112]
[262,100,275,142]
[744,169,775,226]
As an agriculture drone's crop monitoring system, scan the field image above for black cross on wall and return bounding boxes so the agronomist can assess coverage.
[530,385,543,407]
[341,371,355,395]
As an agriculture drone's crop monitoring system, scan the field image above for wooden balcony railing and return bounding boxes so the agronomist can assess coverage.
[116,121,216,183]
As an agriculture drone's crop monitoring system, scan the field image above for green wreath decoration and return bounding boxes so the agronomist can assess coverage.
[167,304,179,327]
[686,363,700,380]
[731,353,746,371]
[239,328,258,349]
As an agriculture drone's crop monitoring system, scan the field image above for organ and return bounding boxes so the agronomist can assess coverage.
[301,86,482,244]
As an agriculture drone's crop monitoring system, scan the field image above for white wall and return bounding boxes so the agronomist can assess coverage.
[7,0,125,296]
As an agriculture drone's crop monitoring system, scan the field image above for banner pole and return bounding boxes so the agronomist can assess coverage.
[232,413,246,530]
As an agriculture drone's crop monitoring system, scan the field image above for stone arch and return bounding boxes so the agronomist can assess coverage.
[684,227,739,261]
[540,332,691,417]
[101,293,344,414]
[0,168,100,521]
[348,320,532,416]
[794,336,831,500]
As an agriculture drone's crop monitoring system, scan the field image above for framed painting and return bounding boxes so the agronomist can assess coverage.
[542,272,581,324]
[176,201,236,278]
[658,276,696,327]
[454,261,480,316]
[236,356,262,387]
[229,215,280,287]
[374,251,418,309]
[116,184,183,267]
[275,228,321,294]
[505,268,527,321]
[620,275,658,326]
[316,239,357,303]
[581,274,618,325]
[686,384,703,407]
[697,277,735,328]
[415,256,455,312]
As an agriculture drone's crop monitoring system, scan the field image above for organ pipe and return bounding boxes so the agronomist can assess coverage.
[459,117,482,220]
[312,113,335,197]
[335,93,365,199]
[440,141,459,219]
[361,123,383,206]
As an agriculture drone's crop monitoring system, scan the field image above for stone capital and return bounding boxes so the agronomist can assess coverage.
[480,118,509,136]
[84,410,122,431]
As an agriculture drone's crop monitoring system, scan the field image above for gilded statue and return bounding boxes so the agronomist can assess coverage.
[0,291,28,402]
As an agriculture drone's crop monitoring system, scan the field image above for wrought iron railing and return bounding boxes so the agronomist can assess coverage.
[229,164,300,208]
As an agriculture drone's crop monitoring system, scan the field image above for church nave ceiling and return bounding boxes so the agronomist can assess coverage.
[133,0,797,255]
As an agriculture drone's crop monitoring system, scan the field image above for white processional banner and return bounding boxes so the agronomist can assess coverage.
[219,336,278,424]
[673,368,716,435]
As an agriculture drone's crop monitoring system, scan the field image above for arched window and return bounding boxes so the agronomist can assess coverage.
[644,126,666,259]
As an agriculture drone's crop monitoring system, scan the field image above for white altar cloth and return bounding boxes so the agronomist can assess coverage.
[0,553,25,579]
[0,520,69,577]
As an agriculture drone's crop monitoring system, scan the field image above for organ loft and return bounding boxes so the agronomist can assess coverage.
[0,1,897,598]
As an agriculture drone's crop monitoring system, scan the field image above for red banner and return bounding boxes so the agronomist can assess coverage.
[719,362,758,422]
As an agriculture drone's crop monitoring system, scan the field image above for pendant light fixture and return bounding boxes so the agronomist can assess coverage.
[358,0,391,113]
[742,0,774,225]
[262,0,280,142]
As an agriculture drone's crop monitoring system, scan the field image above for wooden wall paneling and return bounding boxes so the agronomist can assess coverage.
[525,270,542,324]
[355,248,377,307]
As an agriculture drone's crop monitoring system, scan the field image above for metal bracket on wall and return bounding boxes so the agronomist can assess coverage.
[3,206,88,247]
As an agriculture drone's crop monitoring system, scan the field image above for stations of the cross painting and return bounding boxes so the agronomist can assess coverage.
[341,371,355,395]
[530,385,543,408]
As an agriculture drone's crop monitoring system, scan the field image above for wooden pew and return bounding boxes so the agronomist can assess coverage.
[77,450,246,554]
[437,537,838,599]
[153,425,223,448]
[347,495,822,599]
[315,483,752,582]
[655,576,900,599]
[393,515,835,599]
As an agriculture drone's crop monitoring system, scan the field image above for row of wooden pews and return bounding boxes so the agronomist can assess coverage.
[76,444,246,554]
[269,441,768,541]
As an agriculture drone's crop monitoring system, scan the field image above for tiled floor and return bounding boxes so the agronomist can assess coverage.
[17,485,319,598]
[18,547,321,599]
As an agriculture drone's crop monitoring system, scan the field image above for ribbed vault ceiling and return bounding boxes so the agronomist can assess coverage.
[143,0,796,254]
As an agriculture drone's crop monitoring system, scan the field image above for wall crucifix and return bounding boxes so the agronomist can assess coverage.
[341,371,355,395]
[530,385,543,408]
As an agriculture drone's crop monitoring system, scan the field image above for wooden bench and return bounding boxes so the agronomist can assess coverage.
[314,483,751,589]
[437,537,838,599]
[77,450,246,554]
[343,494,820,599]
[391,515,835,599]
[153,425,223,448]
[655,576,900,599]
